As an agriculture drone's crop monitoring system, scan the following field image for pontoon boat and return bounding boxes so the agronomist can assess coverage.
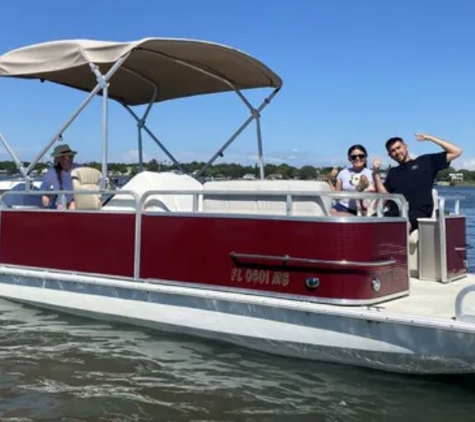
[0,38,472,374]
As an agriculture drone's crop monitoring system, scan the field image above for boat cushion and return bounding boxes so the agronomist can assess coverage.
[202,180,332,216]
[103,171,202,212]
[71,167,102,210]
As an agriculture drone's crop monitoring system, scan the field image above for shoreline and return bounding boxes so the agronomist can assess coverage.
[436,183,475,188]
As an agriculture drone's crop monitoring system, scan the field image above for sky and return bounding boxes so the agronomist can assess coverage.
[0,0,474,170]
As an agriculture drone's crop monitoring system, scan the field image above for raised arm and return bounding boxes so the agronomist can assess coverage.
[372,158,387,194]
[40,167,56,208]
[415,133,463,162]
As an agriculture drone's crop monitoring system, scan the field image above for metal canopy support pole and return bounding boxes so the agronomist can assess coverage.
[159,55,269,178]
[113,65,158,173]
[138,129,144,172]
[255,110,265,180]
[0,131,29,180]
[235,89,265,179]
[137,93,157,173]
[197,88,279,179]
[25,54,130,176]
[139,49,281,179]
[25,84,102,175]
[102,84,109,189]
[122,104,185,173]
[90,64,110,189]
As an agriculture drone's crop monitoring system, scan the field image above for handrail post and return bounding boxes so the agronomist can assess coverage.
[286,194,292,216]
[134,192,144,280]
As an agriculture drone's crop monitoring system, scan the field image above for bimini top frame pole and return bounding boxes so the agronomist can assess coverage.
[115,65,160,173]
[147,50,280,180]
[22,53,130,186]
[0,38,282,182]
[197,87,279,180]
[119,47,281,179]
[122,103,185,173]
[0,130,29,180]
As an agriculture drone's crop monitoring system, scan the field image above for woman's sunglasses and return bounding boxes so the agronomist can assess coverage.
[350,154,366,161]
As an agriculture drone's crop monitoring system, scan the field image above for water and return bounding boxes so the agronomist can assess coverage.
[2,307,475,422]
[1,187,475,421]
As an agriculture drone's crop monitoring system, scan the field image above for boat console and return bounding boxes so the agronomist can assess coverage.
[417,197,467,283]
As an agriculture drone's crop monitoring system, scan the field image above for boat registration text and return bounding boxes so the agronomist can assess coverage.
[230,268,290,287]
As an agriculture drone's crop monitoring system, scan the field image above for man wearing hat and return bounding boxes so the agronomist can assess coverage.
[41,144,80,209]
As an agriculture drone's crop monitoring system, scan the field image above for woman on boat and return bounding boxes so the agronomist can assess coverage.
[327,144,373,216]
[41,144,80,210]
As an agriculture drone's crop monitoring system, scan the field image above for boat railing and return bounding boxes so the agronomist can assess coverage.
[0,189,140,212]
[455,285,475,323]
[138,189,408,218]
[438,195,463,216]
[0,187,408,217]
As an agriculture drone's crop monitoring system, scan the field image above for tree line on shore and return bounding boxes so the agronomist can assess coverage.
[0,159,472,182]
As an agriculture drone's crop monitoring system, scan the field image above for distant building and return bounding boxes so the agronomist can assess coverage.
[449,173,463,183]
[213,173,230,181]
[242,173,256,180]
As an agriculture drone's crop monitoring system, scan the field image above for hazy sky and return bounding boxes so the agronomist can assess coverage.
[0,0,474,169]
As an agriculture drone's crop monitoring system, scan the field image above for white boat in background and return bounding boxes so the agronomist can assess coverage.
[0,38,473,374]
[0,178,41,194]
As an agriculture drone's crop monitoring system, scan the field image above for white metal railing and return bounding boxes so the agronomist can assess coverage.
[455,285,475,323]
[0,187,407,217]
[139,189,408,218]
[0,189,139,211]
[438,195,463,216]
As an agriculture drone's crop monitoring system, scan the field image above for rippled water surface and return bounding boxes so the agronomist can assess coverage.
[0,186,474,421]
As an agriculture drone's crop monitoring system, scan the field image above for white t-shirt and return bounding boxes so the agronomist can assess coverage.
[336,167,373,210]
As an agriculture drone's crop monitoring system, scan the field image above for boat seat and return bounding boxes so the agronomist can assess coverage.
[71,167,102,210]
[202,180,332,216]
[102,171,202,212]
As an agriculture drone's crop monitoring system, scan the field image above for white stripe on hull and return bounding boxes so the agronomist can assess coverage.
[0,269,474,374]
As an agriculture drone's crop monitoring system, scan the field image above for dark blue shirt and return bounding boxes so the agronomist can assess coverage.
[40,163,80,207]
[384,152,448,216]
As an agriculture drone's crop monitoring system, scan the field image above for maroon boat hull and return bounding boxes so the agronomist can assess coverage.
[0,211,409,303]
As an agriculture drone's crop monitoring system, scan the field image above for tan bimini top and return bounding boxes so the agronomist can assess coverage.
[0,38,282,106]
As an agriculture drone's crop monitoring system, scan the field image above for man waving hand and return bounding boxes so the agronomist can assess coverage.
[373,133,462,232]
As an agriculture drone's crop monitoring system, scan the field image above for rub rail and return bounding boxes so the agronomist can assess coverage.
[230,252,396,269]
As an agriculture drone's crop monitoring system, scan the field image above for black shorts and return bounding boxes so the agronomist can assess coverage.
[408,209,431,232]
[384,201,431,232]
[332,202,357,215]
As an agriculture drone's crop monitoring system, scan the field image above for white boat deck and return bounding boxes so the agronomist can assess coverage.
[377,274,475,321]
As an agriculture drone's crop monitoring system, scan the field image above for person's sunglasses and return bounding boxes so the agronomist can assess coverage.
[350,154,366,160]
